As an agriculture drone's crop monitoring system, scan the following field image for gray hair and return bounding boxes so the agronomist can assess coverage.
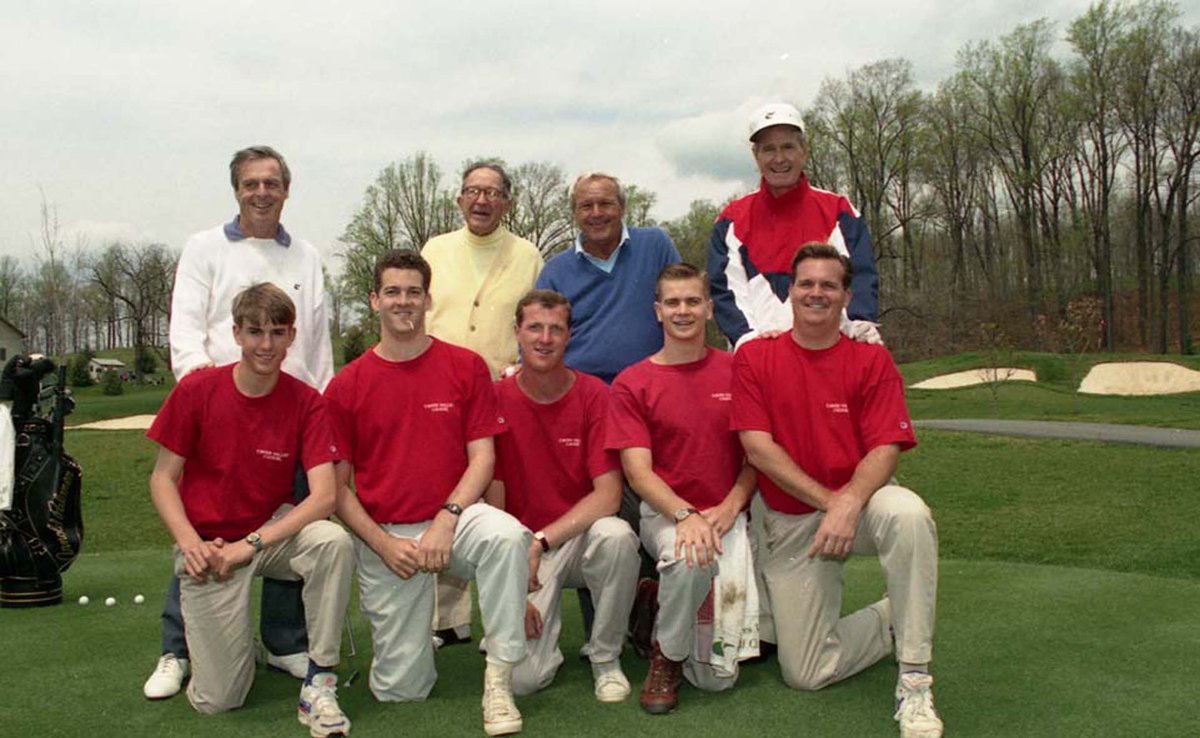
[569,172,625,209]
[230,146,291,190]
[461,161,513,198]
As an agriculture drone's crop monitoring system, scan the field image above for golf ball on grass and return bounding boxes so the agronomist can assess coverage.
[134,594,145,605]
[78,595,89,606]
[105,597,116,607]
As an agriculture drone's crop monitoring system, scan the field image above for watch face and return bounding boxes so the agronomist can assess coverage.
[674,508,693,522]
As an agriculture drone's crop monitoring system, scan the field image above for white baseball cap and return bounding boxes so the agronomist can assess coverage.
[748,102,806,141]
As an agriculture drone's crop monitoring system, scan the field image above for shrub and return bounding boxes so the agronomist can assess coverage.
[68,349,95,388]
[137,350,158,376]
[101,369,124,396]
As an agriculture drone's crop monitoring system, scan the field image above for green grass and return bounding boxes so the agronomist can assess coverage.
[2,553,1195,737]
[902,430,1200,579]
[4,358,1198,736]
[0,428,1191,736]
[64,381,174,426]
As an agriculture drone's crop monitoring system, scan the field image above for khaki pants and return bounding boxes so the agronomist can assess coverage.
[511,516,639,695]
[764,485,937,691]
[354,504,529,702]
[177,519,354,714]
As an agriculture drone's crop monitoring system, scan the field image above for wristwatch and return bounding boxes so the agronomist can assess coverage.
[533,531,550,553]
[245,531,263,553]
[441,503,463,516]
[673,507,699,522]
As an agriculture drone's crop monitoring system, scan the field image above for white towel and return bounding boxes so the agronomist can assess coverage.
[0,402,14,511]
[692,512,759,678]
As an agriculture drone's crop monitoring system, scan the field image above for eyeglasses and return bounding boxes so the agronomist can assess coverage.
[461,186,508,201]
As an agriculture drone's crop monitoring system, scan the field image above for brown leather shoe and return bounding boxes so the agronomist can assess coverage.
[639,643,683,715]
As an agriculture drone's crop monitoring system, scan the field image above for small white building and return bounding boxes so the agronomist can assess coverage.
[88,357,126,382]
[0,316,26,364]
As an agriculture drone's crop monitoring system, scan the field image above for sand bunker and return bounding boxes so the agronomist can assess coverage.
[70,414,156,430]
[1079,362,1200,396]
[911,368,1036,390]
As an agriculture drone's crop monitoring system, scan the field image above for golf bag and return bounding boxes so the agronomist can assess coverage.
[0,355,84,608]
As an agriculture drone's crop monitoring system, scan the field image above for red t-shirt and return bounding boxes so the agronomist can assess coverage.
[731,334,916,515]
[493,371,620,532]
[324,339,504,524]
[146,364,338,541]
[608,348,744,510]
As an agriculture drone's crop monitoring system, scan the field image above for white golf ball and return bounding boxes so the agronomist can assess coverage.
[134,594,145,605]
[104,596,116,607]
[78,595,89,606]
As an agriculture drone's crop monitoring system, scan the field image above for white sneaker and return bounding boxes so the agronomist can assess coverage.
[591,659,631,703]
[298,672,351,737]
[268,651,310,680]
[143,653,189,700]
[482,662,522,736]
[894,672,943,738]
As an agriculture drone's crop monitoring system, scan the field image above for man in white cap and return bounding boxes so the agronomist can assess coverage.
[707,102,880,350]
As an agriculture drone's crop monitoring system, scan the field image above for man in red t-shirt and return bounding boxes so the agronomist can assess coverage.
[487,289,639,704]
[732,244,942,738]
[147,283,352,737]
[325,250,528,738]
[608,264,759,715]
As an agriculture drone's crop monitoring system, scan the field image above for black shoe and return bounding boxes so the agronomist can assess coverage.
[434,627,472,647]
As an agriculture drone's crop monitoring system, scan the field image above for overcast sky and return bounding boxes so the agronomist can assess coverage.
[2,1,1195,270]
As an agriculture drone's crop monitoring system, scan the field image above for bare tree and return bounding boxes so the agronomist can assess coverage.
[960,20,1064,320]
[623,184,658,227]
[505,161,574,257]
[339,152,460,315]
[89,242,176,377]
[1067,0,1133,351]
[1160,25,1200,354]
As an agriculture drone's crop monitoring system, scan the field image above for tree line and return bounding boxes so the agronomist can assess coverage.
[5,0,1194,368]
[0,200,174,373]
[337,1,1198,360]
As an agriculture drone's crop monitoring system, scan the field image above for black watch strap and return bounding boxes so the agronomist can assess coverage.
[441,503,463,516]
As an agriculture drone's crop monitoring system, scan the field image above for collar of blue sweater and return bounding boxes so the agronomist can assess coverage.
[223,216,292,246]
[573,223,630,273]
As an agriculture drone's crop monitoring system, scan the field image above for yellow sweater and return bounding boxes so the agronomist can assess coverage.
[423,226,543,378]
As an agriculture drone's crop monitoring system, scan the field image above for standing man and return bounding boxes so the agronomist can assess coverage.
[488,289,639,702]
[423,161,543,645]
[732,244,942,738]
[147,282,352,735]
[608,264,759,715]
[325,250,529,737]
[709,102,880,349]
[536,172,681,384]
[424,161,543,378]
[145,145,334,699]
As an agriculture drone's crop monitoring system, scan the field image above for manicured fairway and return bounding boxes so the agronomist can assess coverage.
[1,424,1195,736]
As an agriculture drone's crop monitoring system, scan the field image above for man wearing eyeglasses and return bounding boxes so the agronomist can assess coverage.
[423,161,543,646]
[423,162,543,379]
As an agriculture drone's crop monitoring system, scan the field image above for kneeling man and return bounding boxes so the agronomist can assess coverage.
[488,289,639,702]
[147,282,352,737]
[608,264,759,715]
[325,250,529,737]
[732,244,942,738]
